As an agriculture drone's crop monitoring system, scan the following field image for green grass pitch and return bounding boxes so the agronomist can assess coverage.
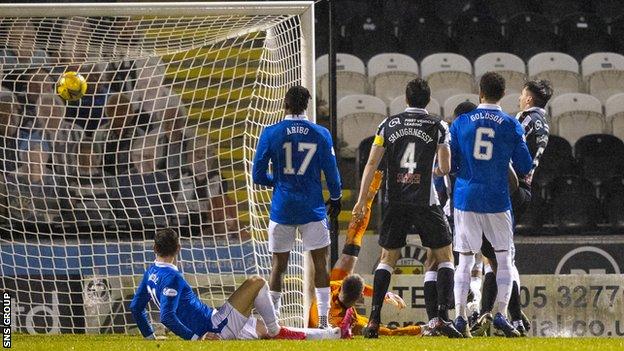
[12,334,624,351]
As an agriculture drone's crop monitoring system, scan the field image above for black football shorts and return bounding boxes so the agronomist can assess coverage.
[379,203,453,250]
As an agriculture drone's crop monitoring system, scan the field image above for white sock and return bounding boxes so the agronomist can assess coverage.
[494,250,513,316]
[511,263,521,289]
[469,275,482,312]
[291,327,340,340]
[256,284,280,337]
[315,287,331,328]
[269,290,282,317]
[454,253,475,319]
[424,270,438,283]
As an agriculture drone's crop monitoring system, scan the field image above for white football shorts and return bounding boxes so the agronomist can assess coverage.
[268,219,330,253]
[453,209,514,253]
[210,302,258,340]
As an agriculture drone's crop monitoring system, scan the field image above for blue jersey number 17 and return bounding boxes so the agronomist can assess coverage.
[282,142,317,175]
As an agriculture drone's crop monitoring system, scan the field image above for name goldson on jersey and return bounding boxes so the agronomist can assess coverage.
[470,111,504,124]
[387,128,433,144]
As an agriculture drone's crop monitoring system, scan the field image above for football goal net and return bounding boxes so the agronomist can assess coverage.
[0,1,315,334]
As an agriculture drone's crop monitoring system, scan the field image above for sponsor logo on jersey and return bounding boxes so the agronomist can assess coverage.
[388,118,401,128]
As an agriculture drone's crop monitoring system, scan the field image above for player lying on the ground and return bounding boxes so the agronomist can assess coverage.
[307,173,420,336]
[130,228,355,340]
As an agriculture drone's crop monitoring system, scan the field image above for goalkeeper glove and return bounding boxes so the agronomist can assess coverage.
[326,197,342,219]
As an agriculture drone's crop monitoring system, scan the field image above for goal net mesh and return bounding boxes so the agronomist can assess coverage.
[0,9,310,334]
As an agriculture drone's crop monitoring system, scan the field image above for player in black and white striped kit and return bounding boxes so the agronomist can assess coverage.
[476,80,553,336]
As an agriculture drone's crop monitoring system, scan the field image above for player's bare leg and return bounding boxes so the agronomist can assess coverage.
[269,251,289,317]
[227,275,305,339]
[310,245,331,328]
[364,248,401,338]
[332,170,384,281]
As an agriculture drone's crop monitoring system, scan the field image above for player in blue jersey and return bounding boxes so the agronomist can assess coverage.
[252,85,342,329]
[450,72,532,338]
[130,228,354,340]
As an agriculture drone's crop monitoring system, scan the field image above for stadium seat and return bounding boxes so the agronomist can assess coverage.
[532,135,578,190]
[574,134,624,188]
[558,13,614,62]
[451,11,505,61]
[337,94,387,158]
[314,1,329,56]
[335,0,373,24]
[610,15,624,53]
[602,176,624,231]
[419,0,472,25]
[499,93,521,116]
[474,52,526,94]
[505,13,561,61]
[581,52,624,104]
[528,52,582,97]
[316,54,368,104]
[485,0,532,22]
[594,0,624,22]
[421,53,474,108]
[548,175,600,233]
[397,13,452,62]
[549,93,605,146]
[605,93,624,141]
[514,183,547,236]
[540,0,590,21]
[389,95,441,117]
[342,14,399,62]
[442,93,479,121]
[367,53,419,105]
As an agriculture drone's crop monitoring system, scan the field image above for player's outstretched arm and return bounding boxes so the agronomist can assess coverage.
[352,144,384,221]
[252,129,274,187]
[130,273,156,339]
[159,275,200,340]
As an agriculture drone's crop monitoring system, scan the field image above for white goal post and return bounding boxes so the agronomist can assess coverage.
[0,1,315,334]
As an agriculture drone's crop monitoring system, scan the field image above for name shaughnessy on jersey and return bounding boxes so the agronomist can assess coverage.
[375,108,449,206]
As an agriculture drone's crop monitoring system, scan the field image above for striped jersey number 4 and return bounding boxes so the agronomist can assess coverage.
[473,127,495,161]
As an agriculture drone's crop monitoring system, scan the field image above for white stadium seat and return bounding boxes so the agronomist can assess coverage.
[316,53,368,104]
[368,53,419,105]
[528,52,582,96]
[421,53,474,108]
[500,93,521,117]
[474,52,527,94]
[549,93,605,145]
[337,94,387,158]
[581,52,624,104]
[443,93,479,121]
[605,93,624,141]
[389,95,441,117]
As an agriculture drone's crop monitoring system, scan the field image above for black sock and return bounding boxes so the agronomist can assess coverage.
[508,281,522,321]
[369,268,392,324]
[424,280,438,321]
[436,267,454,321]
[481,272,497,314]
